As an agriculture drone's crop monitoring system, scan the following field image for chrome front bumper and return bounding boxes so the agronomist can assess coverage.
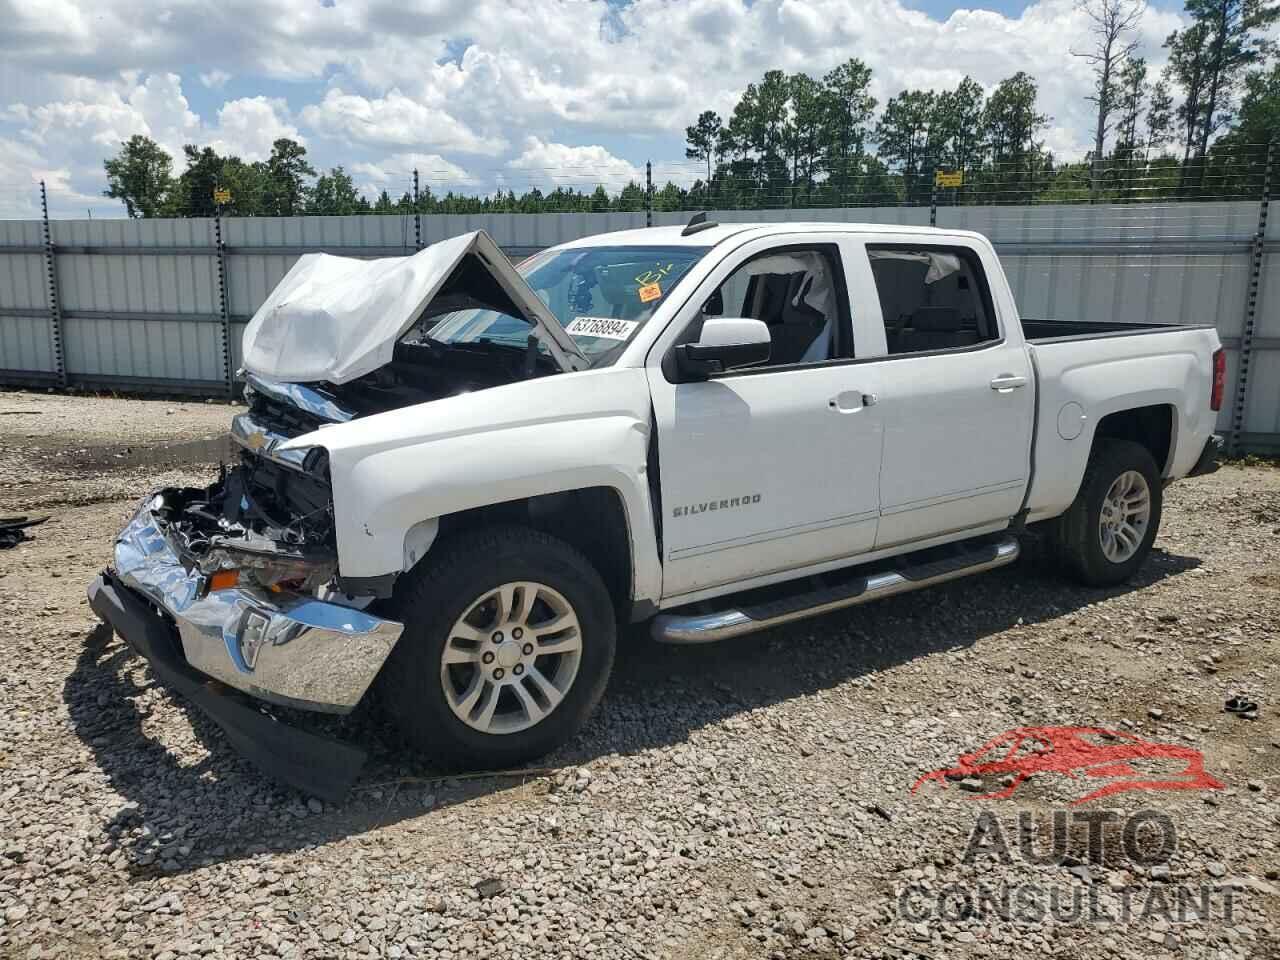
[106,495,403,713]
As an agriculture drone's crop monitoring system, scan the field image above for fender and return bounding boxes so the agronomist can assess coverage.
[279,367,661,603]
[1026,343,1212,521]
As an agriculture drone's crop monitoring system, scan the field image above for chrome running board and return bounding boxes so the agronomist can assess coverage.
[651,537,1020,644]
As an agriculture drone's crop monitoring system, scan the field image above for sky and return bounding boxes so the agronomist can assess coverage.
[0,0,1191,219]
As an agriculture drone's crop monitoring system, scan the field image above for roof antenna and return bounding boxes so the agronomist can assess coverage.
[681,211,718,237]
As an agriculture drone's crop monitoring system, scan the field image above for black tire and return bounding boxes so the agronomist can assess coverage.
[1049,438,1163,587]
[377,524,615,769]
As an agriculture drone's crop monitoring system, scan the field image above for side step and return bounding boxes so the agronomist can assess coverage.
[651,536,1020,644]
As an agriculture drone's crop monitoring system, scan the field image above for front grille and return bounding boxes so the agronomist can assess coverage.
[247,390,326,439]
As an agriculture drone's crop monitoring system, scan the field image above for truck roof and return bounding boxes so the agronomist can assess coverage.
[556,221,977,249]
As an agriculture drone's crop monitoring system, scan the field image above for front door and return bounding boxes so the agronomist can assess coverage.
[647,238,885,601]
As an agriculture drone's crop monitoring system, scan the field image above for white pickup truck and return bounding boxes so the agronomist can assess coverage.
[89,219,1225,798]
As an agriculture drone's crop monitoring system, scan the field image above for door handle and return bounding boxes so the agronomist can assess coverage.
[829,390,873,413]
[990,374,1028,392]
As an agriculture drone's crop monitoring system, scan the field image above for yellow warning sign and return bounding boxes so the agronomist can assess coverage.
[934,170,963,188]
[213,188,232,204]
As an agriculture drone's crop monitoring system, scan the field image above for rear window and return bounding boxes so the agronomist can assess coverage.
[867,246,999,355]
[424,245,709,366]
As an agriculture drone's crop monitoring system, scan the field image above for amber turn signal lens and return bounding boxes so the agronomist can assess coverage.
[208,570,240,592]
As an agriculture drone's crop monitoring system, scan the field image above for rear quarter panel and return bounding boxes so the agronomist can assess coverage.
[1025,326,1220,521]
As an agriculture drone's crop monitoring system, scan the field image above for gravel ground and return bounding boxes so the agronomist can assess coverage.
[0,390,1277,960]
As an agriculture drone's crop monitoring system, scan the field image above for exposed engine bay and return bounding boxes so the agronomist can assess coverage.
[159,339,551,598]
[156,456,338,596]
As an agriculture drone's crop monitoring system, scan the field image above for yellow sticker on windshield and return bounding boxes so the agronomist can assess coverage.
[638,282,662,303]
[635,263,675,285]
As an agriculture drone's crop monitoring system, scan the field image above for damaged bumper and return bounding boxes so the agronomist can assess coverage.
[95,494,404,713]
[87,494,406,799]
[87,571,366,802]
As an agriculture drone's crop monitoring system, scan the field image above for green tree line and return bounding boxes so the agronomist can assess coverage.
[103,0,1280,218]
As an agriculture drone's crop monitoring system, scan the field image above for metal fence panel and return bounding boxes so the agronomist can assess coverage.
[222,214,416,250]
[0,203,1276,450]
[939,201,1259,243]
[0,250,46,311]
[222,215,414,319]
[1257,248,1280,339]
[669,206,934,227]
[996,251,1250,332]
[1244,350,1280,439]
[51,219,220,315]
[62,315,226,383]
[225,253,295,320]
[228,321,247,374]
[0,315,55,372]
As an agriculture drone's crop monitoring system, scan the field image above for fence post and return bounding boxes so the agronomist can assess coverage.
[1228,139,1274,457]
[413,168,422,251]
[213,203,234,399]
[39,181,68,389]
[645,161,653,228]
[930,178,938,228]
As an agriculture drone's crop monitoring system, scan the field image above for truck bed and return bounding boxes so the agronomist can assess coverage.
[1023,319,1221,523]
[1021,318,1215,343]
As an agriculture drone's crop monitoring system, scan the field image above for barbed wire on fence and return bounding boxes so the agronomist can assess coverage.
[14,141,1276,220]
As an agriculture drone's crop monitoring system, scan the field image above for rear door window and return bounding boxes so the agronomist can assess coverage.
[867,246,999,355]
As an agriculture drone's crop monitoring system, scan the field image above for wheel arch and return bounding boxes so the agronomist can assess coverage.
[1093,403,1175,475]
[1028,397,1179,523]
[430,486,642,622]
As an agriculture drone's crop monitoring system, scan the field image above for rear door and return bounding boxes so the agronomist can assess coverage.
[857,241,1035,549]
[646,234,885,602]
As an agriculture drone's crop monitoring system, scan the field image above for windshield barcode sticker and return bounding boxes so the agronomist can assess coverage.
[565,317,639,341]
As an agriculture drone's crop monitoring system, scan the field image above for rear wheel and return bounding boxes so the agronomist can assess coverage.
[378,526,616,769]
[1049,438,1162,587]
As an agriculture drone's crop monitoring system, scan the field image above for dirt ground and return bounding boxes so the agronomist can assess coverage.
[0,389,1276,960]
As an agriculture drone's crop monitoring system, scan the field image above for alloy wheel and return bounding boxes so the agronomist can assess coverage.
[439,581,583,734]
[1098,469,1151,563]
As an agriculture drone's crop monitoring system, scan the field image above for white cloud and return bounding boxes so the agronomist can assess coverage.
[507,138,642,189]
[352,152,477,197]
[207,97,301,161]
[199,69,231,90]
[299,88,506,155]
[14,72,199,160]
[3,74,300,168]
[0,134,108,218]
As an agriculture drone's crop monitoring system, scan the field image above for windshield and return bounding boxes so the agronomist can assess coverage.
[423,245,710,366]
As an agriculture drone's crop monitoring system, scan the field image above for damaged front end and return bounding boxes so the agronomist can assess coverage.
[169,377,348,596]
[87,229,590,797]
[87,377,403,799]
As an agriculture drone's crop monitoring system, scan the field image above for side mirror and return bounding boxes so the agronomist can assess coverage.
[675,318,771,381]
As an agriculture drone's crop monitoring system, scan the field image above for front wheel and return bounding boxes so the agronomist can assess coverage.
[1049,438,1163,587]
[377,525,616,769]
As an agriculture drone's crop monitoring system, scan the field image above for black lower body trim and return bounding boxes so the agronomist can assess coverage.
[87,571,365,802]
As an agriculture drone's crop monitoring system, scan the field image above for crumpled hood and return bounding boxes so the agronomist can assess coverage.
[241,230,587,384]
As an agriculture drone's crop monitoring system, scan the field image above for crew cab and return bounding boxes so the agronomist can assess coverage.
[88,220,1225,799]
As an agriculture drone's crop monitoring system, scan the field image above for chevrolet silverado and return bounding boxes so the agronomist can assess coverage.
[88,220,1225,798]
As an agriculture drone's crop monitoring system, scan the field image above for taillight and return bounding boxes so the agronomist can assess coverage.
[1210,347,1226,411]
